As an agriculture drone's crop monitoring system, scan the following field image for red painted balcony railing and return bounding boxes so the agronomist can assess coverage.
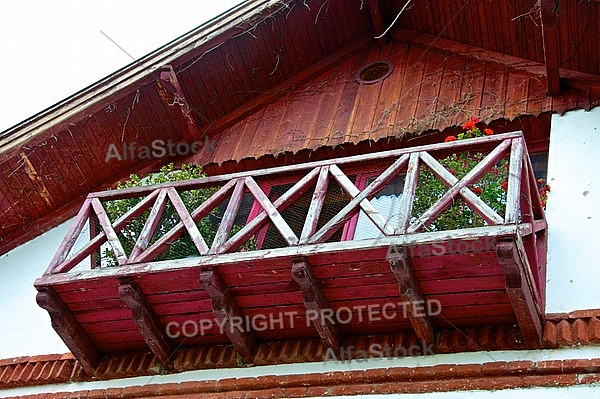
[35,131,547,374]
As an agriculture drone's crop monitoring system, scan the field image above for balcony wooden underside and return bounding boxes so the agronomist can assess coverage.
[35,132,547,375]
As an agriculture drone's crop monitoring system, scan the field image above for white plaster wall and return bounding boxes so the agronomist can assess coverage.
[0,221,70,358]
[545,107,600,313]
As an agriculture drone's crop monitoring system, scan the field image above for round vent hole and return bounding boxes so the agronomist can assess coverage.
[356,61,393,84]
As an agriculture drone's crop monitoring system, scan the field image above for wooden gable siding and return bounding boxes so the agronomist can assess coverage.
[203,30,598,167]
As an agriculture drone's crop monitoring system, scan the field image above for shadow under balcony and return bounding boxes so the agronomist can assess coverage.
[34,131,547,375]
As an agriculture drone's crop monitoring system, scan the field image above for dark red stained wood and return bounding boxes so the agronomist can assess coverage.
[145,290,210,306]
[200,268,257,363]
[235,291,303,310]
[36,287,101,376]
[428,290,512,307]
[480,63,507,119]
[434,315,517,329]
[346,46,386,138]
[292,258,341,349]
[398,46,429,131]
[74,307,133,324]
[320,273,392,289]
[88,329,145,344]
[496,240,542,347]
[421,275,507,295]
[95,341,148,354]
[134,269,205,294]
[377,42,408,131]
[415,50,445,127]
[66,298,125,313]
[195,59,225,122]
[80,319,140,335]
[119,277,177,369]
[505,71,531,120]
[1,158,43,222]
[312,262,389,280]
[437,303,514,318]
[151,299,212,316]
[56,285,120,304]
[230,279,300,297]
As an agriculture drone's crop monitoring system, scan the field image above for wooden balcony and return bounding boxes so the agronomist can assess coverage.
[35,131,547,374]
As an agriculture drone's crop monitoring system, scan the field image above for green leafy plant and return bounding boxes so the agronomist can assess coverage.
[102,163,255,266]
[411,118,509,231]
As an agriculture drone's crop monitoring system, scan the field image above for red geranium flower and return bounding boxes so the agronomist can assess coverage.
[444,136,457,142]
[472,187,482,195]
[462,117,480,131]
[484,128,494,136]
[462,120,476,131]
[501,181,509,191]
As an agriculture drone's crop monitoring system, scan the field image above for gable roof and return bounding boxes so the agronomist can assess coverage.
[1,0,599,255]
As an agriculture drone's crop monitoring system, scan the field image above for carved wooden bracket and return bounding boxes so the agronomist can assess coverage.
[389,249,436,349]
[497,240,543,347]
[119,277,177,370]
[200,268,257,364]
[36,287,101,376]
[291,258,341,349]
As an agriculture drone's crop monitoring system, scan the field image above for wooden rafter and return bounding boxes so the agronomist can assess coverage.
[119,277,176,370]
[389,250,435,348]
[36,287,101,376]
[200,268,257,363]
[540,0,561,95]
[291,258,341,349]
[157,64,200,139]
[496,240,543,347]
[367,0,385,43]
